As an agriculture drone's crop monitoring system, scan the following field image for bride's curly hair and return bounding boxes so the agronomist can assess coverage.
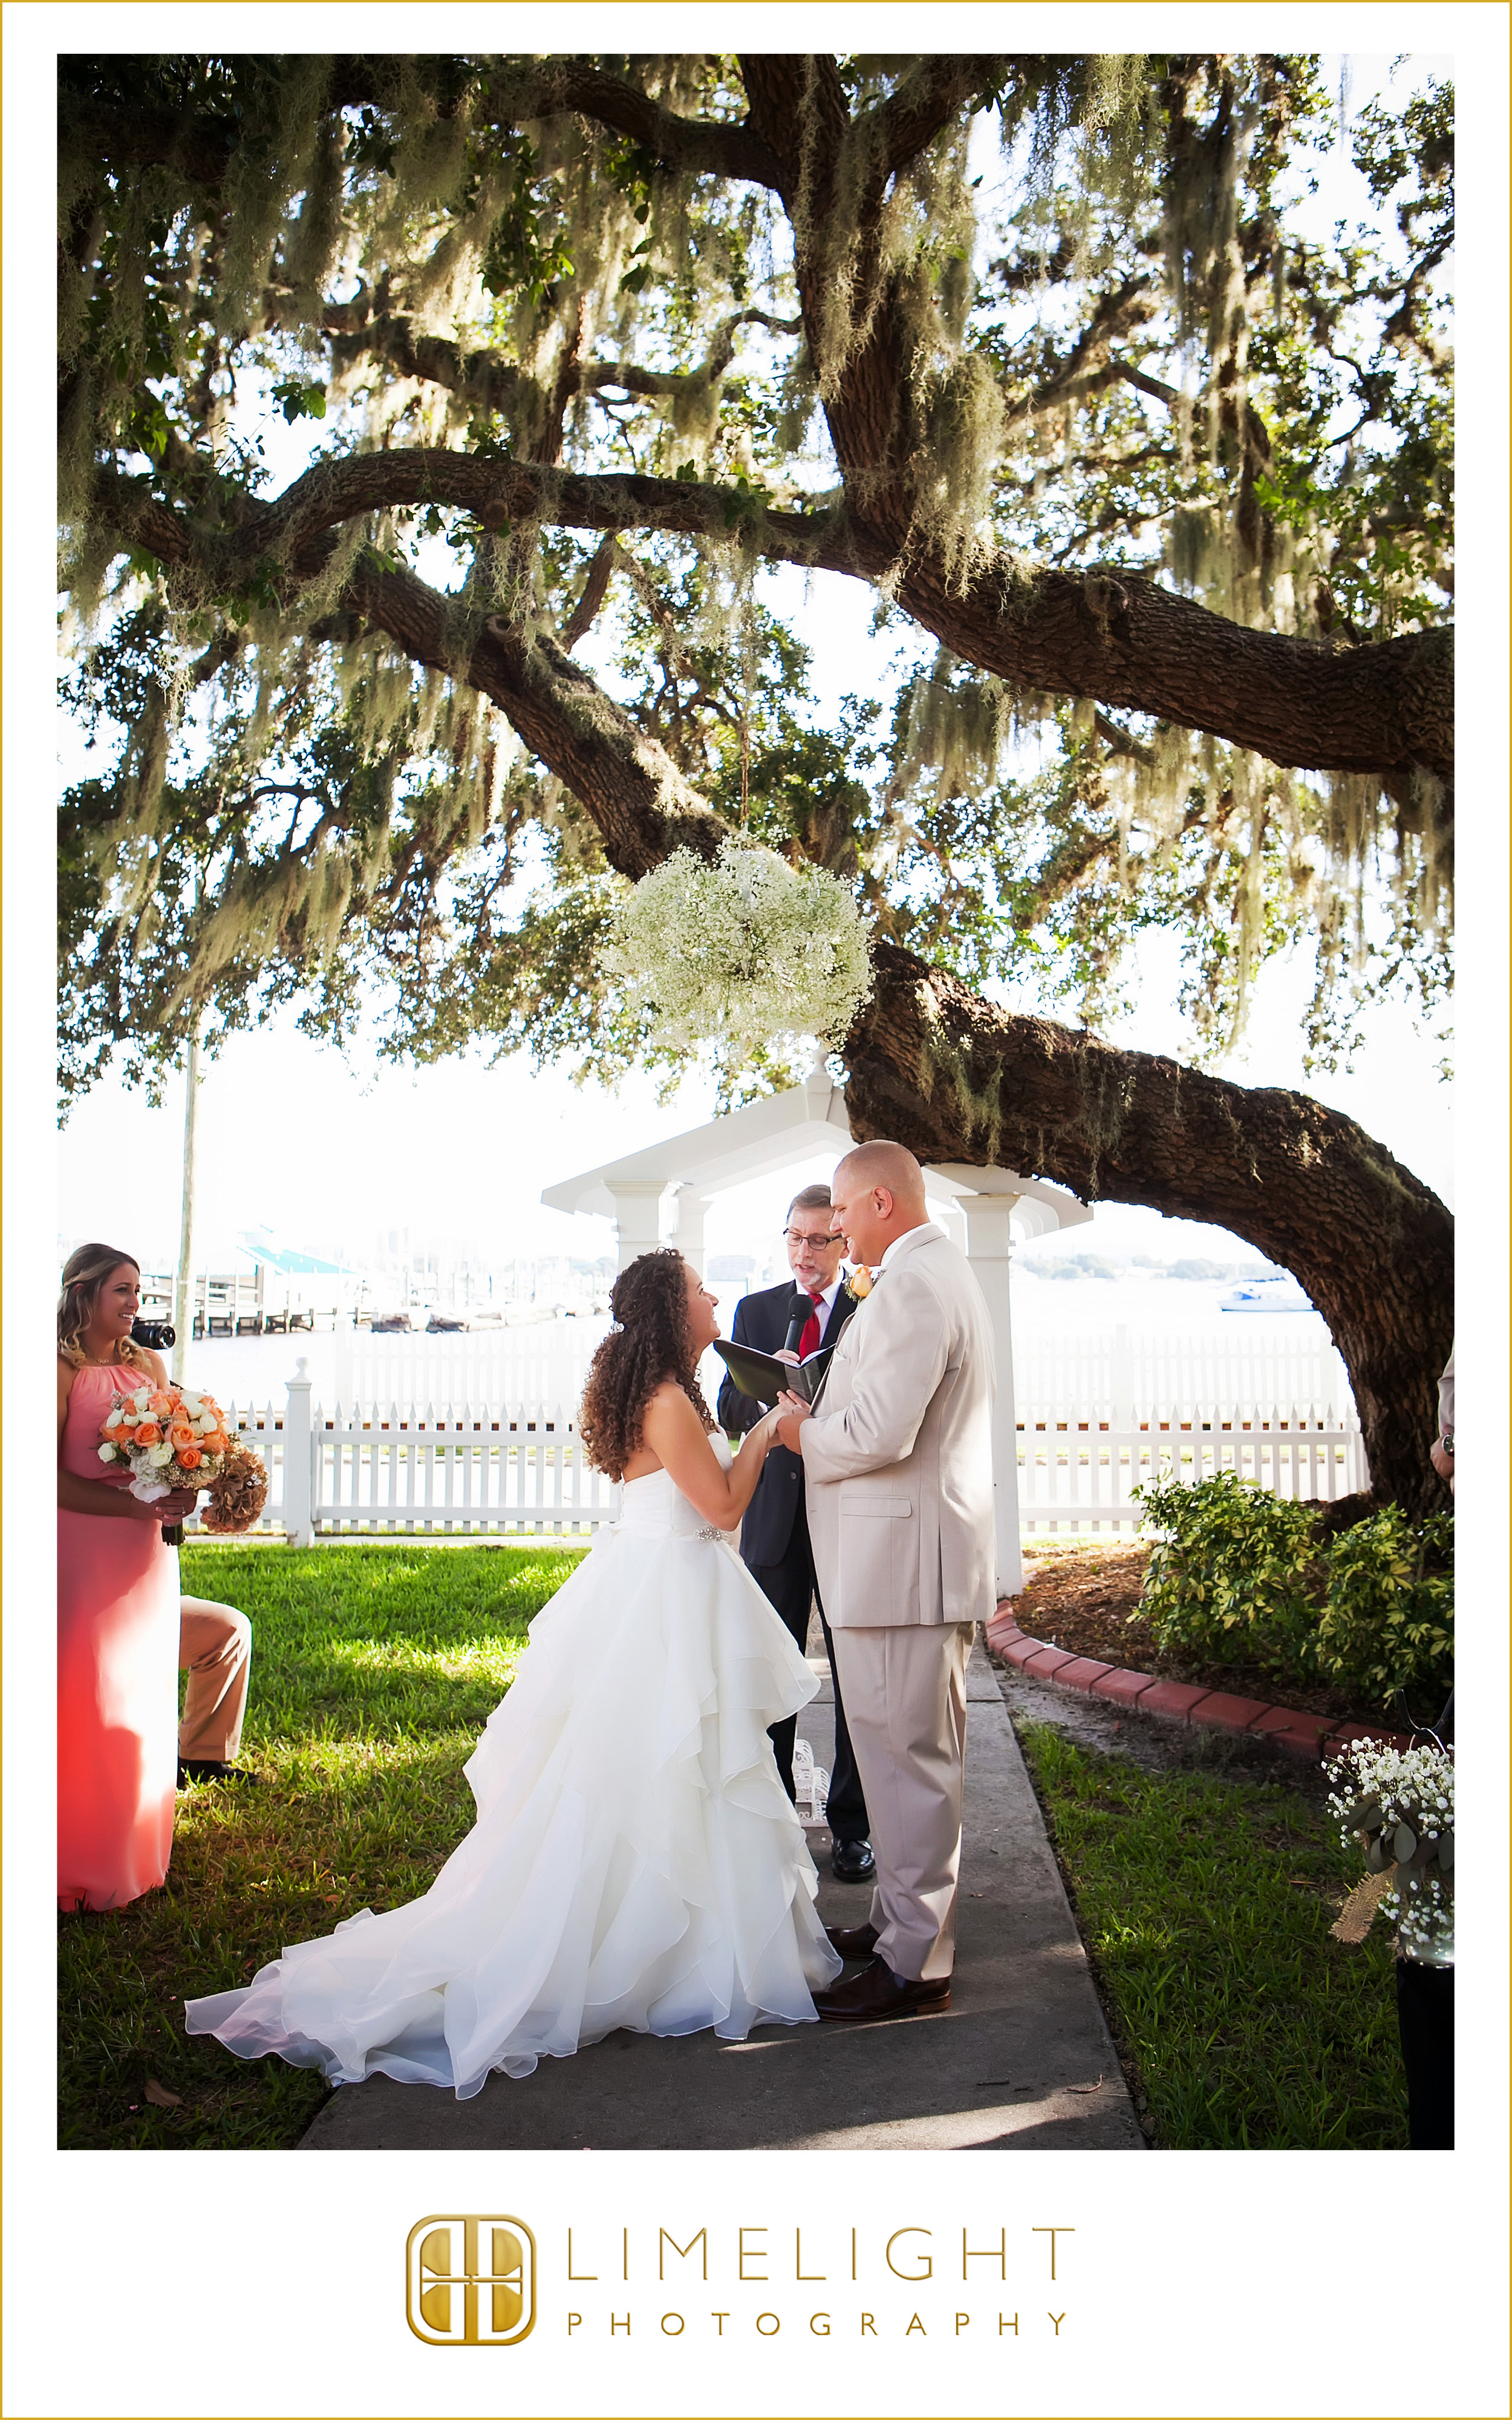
[577,1249,714,1480]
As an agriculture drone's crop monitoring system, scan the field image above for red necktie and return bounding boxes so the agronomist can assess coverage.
[798,1289,824,1359]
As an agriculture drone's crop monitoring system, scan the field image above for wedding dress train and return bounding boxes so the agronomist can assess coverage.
[184,1442,842,2096]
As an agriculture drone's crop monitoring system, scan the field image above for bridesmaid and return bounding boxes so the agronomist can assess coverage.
[56,1245,198,1912]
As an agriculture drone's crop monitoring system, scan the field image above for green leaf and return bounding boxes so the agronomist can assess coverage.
[272,379,328,425]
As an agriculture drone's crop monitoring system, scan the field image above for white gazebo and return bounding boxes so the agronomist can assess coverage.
[542,1061,1091,1591]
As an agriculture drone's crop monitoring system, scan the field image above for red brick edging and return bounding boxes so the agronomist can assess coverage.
[985,1603,1410,1762]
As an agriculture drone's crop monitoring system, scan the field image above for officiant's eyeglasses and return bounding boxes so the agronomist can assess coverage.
[783,1226,843,1249]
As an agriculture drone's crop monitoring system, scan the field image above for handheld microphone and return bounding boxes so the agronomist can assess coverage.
[783,1298,809,1356]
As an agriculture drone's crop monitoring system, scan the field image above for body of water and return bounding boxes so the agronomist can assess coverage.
[178,1275,1346,1418]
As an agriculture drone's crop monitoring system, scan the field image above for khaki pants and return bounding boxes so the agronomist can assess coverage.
[830,1622,973,1983]
[178,1597,252,1762]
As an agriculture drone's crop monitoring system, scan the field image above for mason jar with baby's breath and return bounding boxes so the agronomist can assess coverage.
[1326,1738,1454,1966]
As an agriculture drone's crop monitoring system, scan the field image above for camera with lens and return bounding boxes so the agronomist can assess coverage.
[131,1317,176,1351]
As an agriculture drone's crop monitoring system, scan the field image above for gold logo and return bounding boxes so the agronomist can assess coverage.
[406,2216,536,2347]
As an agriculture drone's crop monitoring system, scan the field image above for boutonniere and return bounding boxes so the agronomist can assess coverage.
[844,1265,876,1300]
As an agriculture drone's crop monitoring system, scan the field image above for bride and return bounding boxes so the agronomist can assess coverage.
[184,1249,842,2097]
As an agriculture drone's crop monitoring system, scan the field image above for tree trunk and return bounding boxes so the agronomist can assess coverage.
[843,940,1453,1516]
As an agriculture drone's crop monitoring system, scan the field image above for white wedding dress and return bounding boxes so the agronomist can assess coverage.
[184,1440,842,2098]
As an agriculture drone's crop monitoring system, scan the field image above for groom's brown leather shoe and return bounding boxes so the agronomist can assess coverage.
[825,1920,880,1960]
[813,1957,951,2023]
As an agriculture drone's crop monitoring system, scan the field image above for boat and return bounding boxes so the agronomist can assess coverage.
[1220,1274,1312,1312]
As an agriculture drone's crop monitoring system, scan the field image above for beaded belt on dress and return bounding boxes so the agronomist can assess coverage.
[613,1520,726,1542]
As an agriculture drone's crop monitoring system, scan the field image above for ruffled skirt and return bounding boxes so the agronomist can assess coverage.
[184,1529,842,2096]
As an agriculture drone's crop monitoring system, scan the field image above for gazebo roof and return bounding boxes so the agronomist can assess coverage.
[542,1063,1090,1240]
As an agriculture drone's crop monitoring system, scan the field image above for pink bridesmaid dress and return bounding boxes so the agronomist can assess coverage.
[57,1362,180,1910]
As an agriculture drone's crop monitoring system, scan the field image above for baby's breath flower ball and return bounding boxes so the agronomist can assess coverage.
[1326,1738,1455,1963]
[604,840,872,1068]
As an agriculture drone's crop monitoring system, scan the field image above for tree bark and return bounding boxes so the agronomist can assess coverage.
[843,939,1453,1517]
[343,560,730,879]
[99,456,1453,791]
[889,557,1453,790]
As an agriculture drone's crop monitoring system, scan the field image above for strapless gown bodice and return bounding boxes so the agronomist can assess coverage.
[186,1429,841,2095]
[616,1434,736,1541]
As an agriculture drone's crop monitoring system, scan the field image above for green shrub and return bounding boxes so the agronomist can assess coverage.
[1133,1471,1453,1707]
[1135,1468,1324,1676]
[1316,1505,1454,1707]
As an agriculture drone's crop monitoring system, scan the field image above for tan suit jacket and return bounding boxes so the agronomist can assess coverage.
[799,1223,997,1629]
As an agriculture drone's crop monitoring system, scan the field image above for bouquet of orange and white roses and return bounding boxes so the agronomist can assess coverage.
[96,1381,266,1531]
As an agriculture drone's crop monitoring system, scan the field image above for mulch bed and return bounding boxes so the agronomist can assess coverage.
[1006,1540,1410,1737]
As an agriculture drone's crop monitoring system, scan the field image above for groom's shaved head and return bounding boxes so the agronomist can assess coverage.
[835,1140,927,1208]
[829,1141,930,1264]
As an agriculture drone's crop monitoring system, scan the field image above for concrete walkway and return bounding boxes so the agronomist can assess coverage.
[299,1642,1142,2152]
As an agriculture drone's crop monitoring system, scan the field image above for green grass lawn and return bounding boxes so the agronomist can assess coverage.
[57,1542,584,2151]
[60,1545,1409,2151]
[1016,1721,1410,2147]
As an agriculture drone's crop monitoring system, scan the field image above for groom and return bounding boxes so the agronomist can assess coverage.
[775,1141,997,2021]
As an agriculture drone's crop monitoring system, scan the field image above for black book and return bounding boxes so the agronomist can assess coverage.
[711,1338,833,1408]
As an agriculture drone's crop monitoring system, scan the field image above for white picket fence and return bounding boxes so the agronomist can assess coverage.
[186,1373,1367,1545]
[185,1379,618,1543]
[1014,1407,1367,1535]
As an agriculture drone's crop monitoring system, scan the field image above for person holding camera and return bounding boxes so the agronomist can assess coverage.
[57,1244,253,1912]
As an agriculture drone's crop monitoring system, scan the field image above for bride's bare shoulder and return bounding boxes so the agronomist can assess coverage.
[622,1381,697,1479]
[641,1380,702,1433]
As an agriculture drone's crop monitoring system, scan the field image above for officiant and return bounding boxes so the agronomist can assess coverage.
[716,1186,874,1882]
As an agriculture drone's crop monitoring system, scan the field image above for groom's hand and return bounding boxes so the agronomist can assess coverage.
[774,1391,811,1453]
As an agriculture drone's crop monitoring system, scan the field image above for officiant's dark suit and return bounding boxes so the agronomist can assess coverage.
[717,1259,873,1876]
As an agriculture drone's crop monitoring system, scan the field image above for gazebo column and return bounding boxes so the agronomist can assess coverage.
[604,1180,670,1274]
[668,1186,714,1278]
[956,1191,1024,1599]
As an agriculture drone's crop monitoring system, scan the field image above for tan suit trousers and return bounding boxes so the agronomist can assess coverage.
[830,1622,973,1983]
[178,1598,253,1761]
